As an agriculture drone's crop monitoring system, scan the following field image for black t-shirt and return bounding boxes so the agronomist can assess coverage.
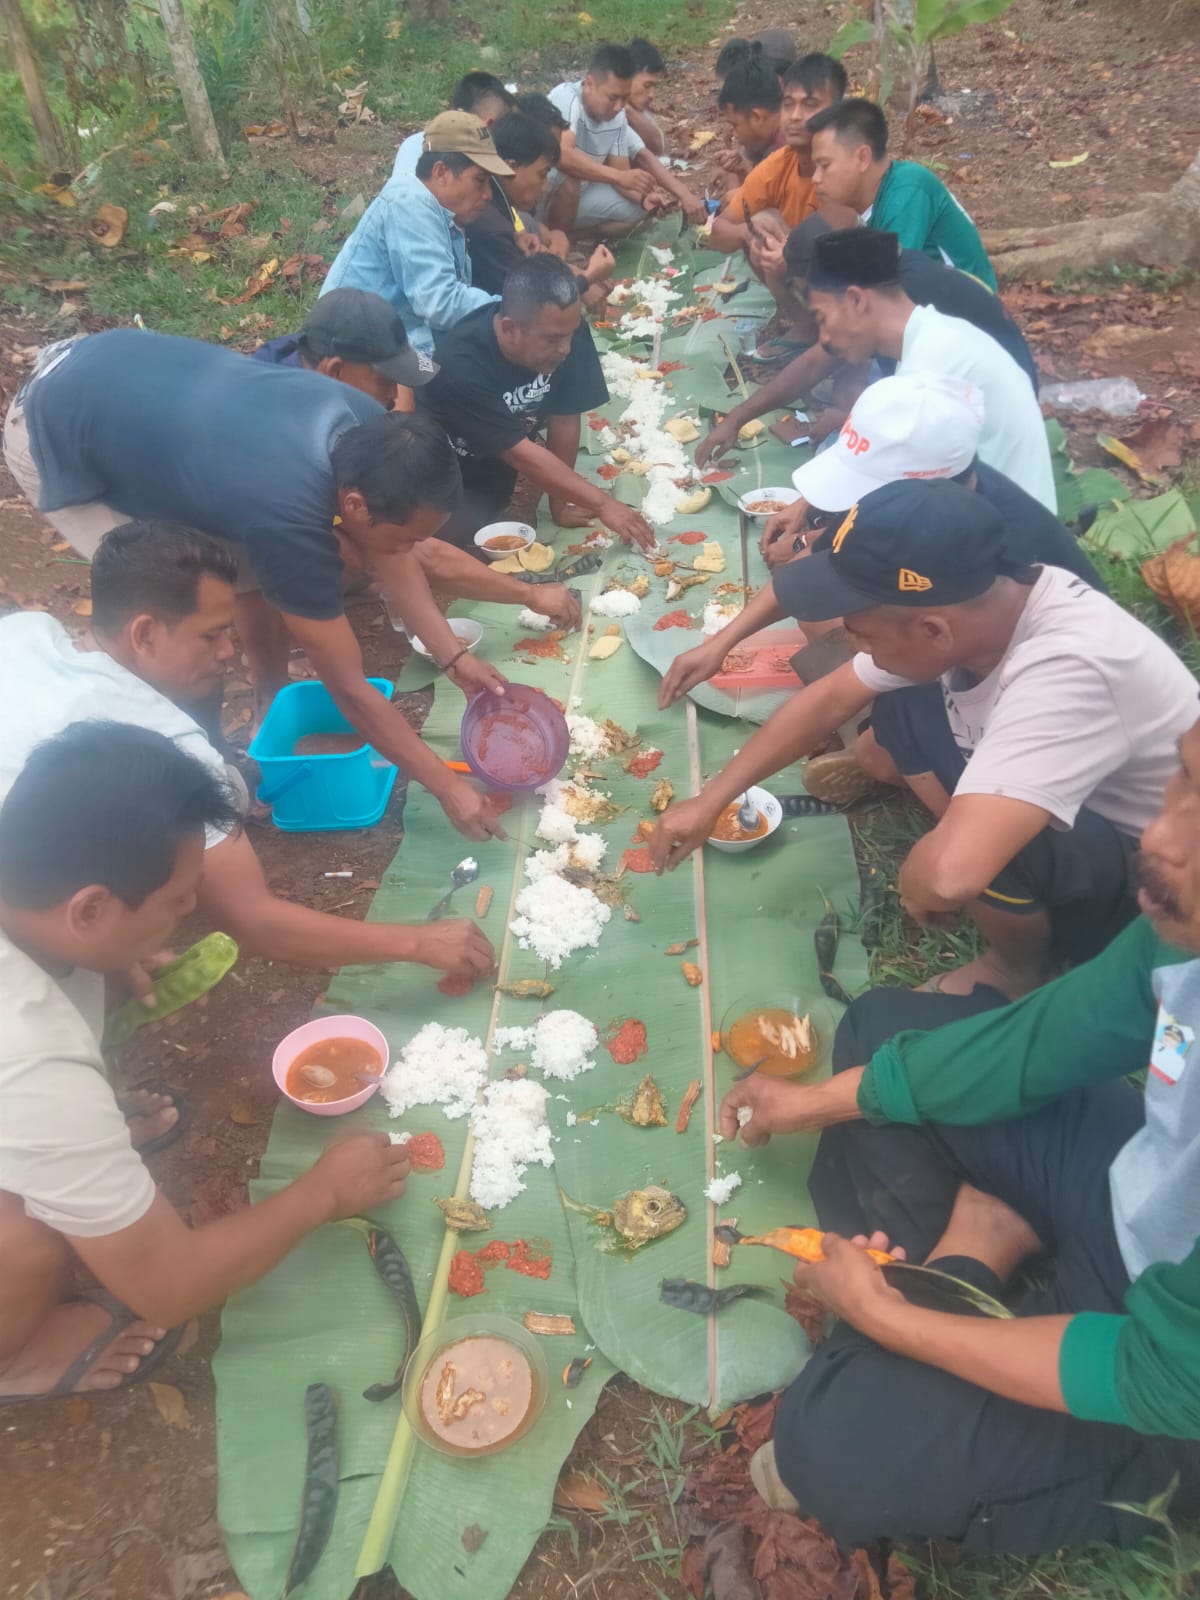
[810,460,1104,592]
[24,329,382,620]
[418,304,609,511]
[464,188,529,298]
[887,251,1038,389]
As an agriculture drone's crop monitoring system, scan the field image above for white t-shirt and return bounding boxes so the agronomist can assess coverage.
[548,81,644,165]
[0,926,156,1237]
[899,303,1056,512]
[853,564,1198,837]
[392,129,423,180]
[0,612,231,849]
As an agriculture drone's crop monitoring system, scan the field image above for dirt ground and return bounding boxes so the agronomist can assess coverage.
[1,2,1199,1596]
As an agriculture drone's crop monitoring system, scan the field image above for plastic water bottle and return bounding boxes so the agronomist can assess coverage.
[1039,377,1145,416]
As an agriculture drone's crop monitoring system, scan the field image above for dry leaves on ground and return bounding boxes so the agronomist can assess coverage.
[149,1380,190,1427]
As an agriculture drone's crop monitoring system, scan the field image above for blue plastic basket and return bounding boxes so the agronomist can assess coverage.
[248,678,398,832]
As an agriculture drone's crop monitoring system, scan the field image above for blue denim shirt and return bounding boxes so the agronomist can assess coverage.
[320,175,495,355]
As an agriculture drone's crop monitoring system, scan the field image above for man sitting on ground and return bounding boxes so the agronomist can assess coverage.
[714,60,784,181]
[0,523,495,986]
[696,218,1038,469]
[463,111,615,299]
[323,112,511,355]
[546,44,706,238]
[809,97,997,289]
[652,478,1198,999]
[2,329,579,840]
[0,722,411,1400]
[717,717,1200,1554]
[709,54,846,256]
[392,71,515,180]
[623,38,668,157]
[418,255,654,547]
[250,286,438,412]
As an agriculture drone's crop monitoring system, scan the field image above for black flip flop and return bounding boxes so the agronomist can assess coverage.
[1,1288,185,1404]
[118,1087,191,1158]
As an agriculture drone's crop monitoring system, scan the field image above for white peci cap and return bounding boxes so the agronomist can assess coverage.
[791,373,986,513]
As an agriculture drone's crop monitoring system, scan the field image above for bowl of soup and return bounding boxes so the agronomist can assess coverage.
[474,521,536,562]
[403,1313,549,1458]
[719,992,835,1080]
[706,786,782,854]
[410,617,484,661]
[273,1013,389,1116]
[737,487,800,518]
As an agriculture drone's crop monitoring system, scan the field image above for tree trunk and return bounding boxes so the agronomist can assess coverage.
[156,0,225,170]
[0,0,66,169]
[985,146,1200,279]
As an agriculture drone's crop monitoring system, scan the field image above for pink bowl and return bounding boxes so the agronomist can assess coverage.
[272,1013,390,1117]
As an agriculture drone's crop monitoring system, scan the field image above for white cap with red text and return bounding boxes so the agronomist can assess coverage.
[791,373,986,513]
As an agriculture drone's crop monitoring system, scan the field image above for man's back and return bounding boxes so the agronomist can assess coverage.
[870,160,996,291]
[899,304,1055,510]
[392,129,424,180]
[897,250,1036,389]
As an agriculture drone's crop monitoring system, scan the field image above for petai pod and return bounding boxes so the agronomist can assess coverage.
[282,1382,339,1598]
[103,932,238,1050]
[659,1277,768,1316]
[814,894,854,1006]
[360,1223,422,1402]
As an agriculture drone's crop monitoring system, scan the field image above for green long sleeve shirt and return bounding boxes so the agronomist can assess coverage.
[857,916,1200,1438]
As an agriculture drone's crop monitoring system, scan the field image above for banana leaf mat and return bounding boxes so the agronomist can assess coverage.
[214,227,867,1600]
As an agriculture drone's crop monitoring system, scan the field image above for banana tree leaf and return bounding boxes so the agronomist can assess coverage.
[1082,489,1196,562]
[1045,416,1130,525]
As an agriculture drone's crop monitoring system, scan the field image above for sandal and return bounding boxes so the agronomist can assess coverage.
[1,1288,184,1404]
[118,1087,190,1158]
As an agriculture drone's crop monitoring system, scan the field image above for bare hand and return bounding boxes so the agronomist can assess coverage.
[537,583,583,632]
[643,187,674,215]
[716,149,749,176]
[648,795,720,873]
[761,499,808,566]
[125,950,177,1008]
[601,497,656,551]
[439,777,510,843]
[618,168,656,201]
[516,230,543,257]
[418,919,496,980]
[550,499,596,530]
[311,1132,411,1219]
[756,233,786,278]
[586,244,615,284]
[790,1232,907,1332]
[679,190,707,227]
[447,651,506,699]
[658,639,722,709]
[718,1074,832,1146]
[694,417,736,470]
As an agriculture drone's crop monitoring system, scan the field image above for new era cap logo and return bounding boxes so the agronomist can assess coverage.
[898,568,932,592]
[416,351,436,373]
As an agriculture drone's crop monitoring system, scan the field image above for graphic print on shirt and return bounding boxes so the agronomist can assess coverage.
[1149,1004,1194,1086]
[505,374,552,414]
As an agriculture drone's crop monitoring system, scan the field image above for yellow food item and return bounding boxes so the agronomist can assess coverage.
[676,486,712,515]
[609,447,632,464]
[629,574,650,598]
[693,541,726,575]
[663,417,701,444]
[518,541,555,573]
[589,635,624,660]
[737,419,766,442]
[490,555,524,573]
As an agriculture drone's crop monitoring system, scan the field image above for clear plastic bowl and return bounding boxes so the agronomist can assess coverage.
[402,1313,549,1458]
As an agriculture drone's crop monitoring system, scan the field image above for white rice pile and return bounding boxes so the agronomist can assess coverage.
[493,1010,598,1080]
[510,871,612,968]
[600,350,654,400]
[702,601,741,636]
[469,1078,554,1208]
[617,274,681,337]
[567,713,609,761]
[647,245,675,267]
[536,799,580,844]
[704,1172,743,1206]
[381,1023,488,1120]
[569,832,607,869]
[591,589,642,619]
[518,607,553,630]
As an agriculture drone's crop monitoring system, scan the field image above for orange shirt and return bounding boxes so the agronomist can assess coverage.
[724,145,817,228]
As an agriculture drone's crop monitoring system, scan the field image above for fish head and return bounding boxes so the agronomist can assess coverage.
[613,1185,686,1245]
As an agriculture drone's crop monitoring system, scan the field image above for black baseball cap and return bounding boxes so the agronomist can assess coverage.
[301,289,439,386]
[773,479,1010,621]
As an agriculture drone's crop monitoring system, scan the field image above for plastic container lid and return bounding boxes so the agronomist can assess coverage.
[460,686,569,792]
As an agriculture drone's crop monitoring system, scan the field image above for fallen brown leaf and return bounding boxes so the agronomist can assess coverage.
[63,1393,90,1428]
[72,598,92,616]
[177,1318,201,1356]
[148,1380,189,1427]
[1122,416,1184,476]
[228,1092,260,1125]
[88,202,128,248]
[461,1524,488,1553]
[43,278,89,293]
[553,1472,609,1513]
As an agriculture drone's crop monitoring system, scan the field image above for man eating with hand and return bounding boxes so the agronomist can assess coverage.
[714,713,1200,1557]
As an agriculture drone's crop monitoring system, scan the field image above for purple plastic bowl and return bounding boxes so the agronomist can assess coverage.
[460,686,570,792]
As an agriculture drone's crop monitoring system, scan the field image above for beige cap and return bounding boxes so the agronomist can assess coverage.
[422,110,513,176]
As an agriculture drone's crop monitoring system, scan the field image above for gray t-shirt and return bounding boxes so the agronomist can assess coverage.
[548,81,644,164]
[23,329,383,620]
[854,564,1200,838]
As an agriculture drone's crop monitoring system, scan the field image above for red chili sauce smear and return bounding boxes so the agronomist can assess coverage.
[449,1238,553,1296]
[653,610,695,631]
[621,847,656,874]
[668,531,707,546]
[402,1132,446,1171]
[607,1019,648,1064]
[475,710,552,786]
[626,749,663,779]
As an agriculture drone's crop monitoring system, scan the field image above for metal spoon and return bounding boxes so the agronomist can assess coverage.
[428,856,480,921]
[737,792,759,830]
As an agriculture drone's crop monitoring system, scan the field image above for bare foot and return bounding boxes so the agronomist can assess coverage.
[0,1301,168,1398]
[921,950,1049,1001]
[930,1183,1043,1282]
[118,1089,179,1150]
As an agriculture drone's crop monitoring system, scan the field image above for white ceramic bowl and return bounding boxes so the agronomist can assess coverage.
[706,785,783,854]
[410,617,484,660]
[474,521,536,562]
[737,487,801,517]
[273,1013,389,1116]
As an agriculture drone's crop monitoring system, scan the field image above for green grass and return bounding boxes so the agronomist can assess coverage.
[904,1524,1200,1600]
